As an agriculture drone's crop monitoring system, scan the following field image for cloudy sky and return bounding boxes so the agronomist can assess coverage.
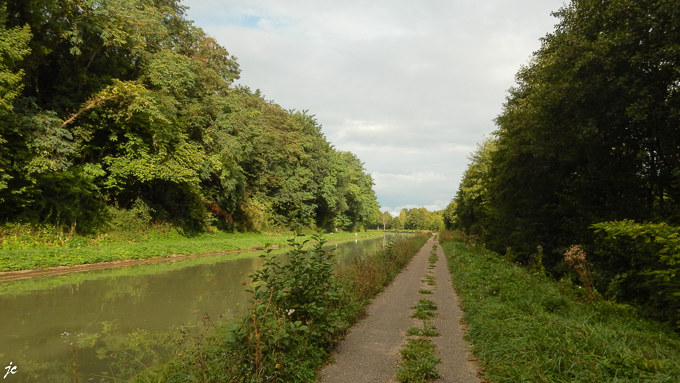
[182,0,566,216]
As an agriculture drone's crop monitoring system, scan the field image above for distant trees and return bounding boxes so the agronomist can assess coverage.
[450,0,680,325]
[0,0,379,233]
[379,208,444,231]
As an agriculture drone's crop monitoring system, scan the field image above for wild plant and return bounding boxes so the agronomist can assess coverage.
[225,230,346,380]
[398,300,441,382]
[564,245,596,302]
[528,245,547,278]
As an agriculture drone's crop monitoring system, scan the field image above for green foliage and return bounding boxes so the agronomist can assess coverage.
[382,208,444,231]
[593,221,680,280]
[451,138,496,237]
[0,223,383,271]
[219,231,345,381]
[450,0,680,327]
[0,0,378,234]
[441,234,680,382]
[0,5,30,115]
[441,200,457,230]
[593,220,680,326]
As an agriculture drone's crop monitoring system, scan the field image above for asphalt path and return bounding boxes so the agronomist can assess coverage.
[318,236,480,383]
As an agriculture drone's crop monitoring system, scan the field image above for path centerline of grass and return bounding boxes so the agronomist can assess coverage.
[318,236,479,383]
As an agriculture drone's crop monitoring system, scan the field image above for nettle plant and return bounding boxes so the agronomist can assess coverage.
[226,230,346,380]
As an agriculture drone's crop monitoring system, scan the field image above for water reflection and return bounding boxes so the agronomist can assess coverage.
[0,233,412,382]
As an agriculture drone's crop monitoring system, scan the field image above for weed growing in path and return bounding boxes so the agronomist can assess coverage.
[427,247,438,270]
[398,298,441,382]
[396,338,441,383]
[406,321,440,337]
[421,275,436,286]
[418,288,432,294]
[411,299,437,320]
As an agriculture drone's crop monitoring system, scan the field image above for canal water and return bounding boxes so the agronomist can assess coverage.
[0,233,411,382]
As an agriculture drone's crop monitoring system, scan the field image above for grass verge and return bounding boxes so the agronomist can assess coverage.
[440,235,680,382]
[0,230,383,272]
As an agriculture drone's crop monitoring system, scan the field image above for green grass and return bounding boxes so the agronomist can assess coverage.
[427,253,438,269]
[398,299,441,382]
[421,275,436,286]
[440,237,680,382]
[418,288,433,294]
[411,298,438,320]
[396,338,441,383]
[406,321,440,337]
[0,230,384,272]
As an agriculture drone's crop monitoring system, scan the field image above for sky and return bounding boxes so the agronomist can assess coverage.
[182,0,567,216]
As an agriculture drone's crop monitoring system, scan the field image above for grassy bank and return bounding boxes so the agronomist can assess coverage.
[439,233,680,382]
[0,229,383,272]
[131,233,429,383]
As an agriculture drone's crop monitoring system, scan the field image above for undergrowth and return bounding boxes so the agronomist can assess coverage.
[440,232,680,382]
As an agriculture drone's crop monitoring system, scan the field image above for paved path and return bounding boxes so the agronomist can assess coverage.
[319,237,479,383]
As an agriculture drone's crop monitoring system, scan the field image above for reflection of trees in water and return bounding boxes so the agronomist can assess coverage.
[18,321,185,382]
[90,323,172,381]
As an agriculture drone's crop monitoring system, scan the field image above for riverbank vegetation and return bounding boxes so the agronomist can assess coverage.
[0,0,381,243]
[440,233,680,382]
[0,229,383,272]
[446,0,680,328]
[129,232,428,382]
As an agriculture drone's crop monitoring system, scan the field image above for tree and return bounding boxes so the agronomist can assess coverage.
[452,0,680,323]
[380,211,392,230]
[0,0,379,233]
[442,200,457,230]
[452,138,496,237]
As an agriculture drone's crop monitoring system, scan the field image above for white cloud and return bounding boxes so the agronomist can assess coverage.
[183,0,567,210]
[372,171,447,191]
[381,201,449,217]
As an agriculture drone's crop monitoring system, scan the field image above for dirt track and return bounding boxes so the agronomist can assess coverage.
[318,236,479,383]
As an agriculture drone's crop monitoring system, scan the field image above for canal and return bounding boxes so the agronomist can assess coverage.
[0,233,411,382]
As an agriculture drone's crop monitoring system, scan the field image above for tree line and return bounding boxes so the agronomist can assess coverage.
[0,0,380,233]
[379,208,444,231]
[448,0,680,326]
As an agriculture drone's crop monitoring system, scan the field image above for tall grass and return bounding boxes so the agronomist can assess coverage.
[440,233,680,382]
